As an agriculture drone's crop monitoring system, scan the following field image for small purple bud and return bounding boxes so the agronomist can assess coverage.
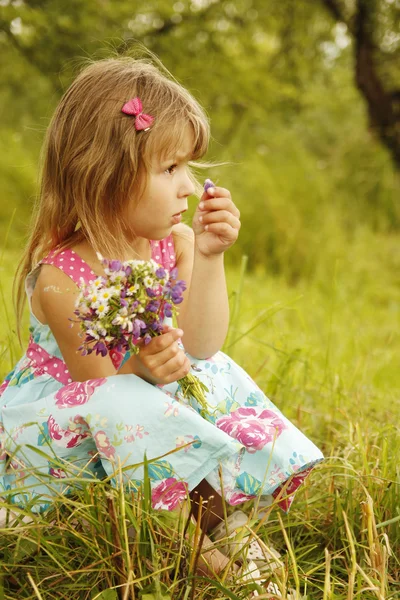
[170,268,178,280]
[110,259,122,272]
[155,267,166,279]
[146,288,157,298]
[124,265,132,277]
[147,300,160,312]
[144,334,152,345]
[204,178,215,192]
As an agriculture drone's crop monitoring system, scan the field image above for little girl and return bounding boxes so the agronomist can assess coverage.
[0,56,323,581]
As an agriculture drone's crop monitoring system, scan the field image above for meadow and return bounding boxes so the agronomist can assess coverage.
[0,220,399,599]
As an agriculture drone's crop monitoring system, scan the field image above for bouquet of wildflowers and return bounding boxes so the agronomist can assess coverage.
[74,257,210,412]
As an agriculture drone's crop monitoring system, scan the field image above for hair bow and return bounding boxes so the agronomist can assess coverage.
[121,97,154,131]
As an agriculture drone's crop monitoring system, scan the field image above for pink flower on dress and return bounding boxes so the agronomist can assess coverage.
[0,379,10,397]
[0,422,7,462]
[94,430,115,459]
[151,477,188,510]
[228,491,257,505]
[110,349,124,370]
[216,407,287,453]
[49,467,67,479]
[47,415,89,449]
[54,378,107,409]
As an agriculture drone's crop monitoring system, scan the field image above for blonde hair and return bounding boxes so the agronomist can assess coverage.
[14,56,210,337]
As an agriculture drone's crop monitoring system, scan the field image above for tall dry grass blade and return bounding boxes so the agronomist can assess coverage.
[342,510,356,600]
[27,572,45,600]
[323,547,332,600]
[277,511,300,596]
[355,564,385,600]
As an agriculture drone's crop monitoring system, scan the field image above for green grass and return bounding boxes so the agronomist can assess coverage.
[0,225,399,599]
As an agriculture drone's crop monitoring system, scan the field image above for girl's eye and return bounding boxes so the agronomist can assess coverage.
[165,164,177,175]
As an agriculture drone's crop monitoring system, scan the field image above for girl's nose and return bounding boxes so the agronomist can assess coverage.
[179,169,195,198]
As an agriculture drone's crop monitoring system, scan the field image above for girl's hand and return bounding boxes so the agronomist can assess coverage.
[192,186,241,257]
[134,325,191,385]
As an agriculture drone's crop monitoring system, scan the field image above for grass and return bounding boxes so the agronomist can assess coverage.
[0,224,399,599]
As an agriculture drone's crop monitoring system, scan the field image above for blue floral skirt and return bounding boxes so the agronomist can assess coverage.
[1,350,323,512]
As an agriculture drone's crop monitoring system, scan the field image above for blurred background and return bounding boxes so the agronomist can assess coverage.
[0,0,399,275]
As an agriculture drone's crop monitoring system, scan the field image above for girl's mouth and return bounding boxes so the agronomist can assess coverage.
[172,213,182,224]
[171,209,187,224]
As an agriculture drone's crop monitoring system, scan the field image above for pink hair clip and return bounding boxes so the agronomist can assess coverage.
[121,97,154,131]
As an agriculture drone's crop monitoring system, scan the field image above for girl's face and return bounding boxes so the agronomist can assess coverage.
[127,127,196,242]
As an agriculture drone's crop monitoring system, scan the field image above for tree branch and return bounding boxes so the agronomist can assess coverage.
[321,0,400,168]
[321,0,347,25]
[354,0,400,165]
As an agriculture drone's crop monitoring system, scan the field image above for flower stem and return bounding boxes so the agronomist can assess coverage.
[178,373,210,415]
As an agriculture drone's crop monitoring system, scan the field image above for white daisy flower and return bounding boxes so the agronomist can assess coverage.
[93,277,104,289]
[143,276,153,287]
[95,303,110,316]
[112,314,133,332]
[126,283,139,296]
[99,289,115,302]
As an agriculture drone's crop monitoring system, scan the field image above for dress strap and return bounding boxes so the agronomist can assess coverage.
[41,249,97,286]
[150,233,176,271]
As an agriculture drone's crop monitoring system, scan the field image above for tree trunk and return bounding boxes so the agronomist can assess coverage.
[322,0,400,169]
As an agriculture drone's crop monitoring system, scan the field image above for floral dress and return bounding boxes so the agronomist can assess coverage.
[0,235,323,512]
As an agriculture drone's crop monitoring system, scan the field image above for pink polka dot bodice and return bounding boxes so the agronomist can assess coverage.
[40,235,177,287]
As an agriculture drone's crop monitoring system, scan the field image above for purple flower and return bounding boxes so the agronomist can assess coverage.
[170,268,178,280]
[144,334,152,345]
[110,259,122,272]
[149,321,163,333]
[94,342,108,357]
[164,303,173,318]
[146,288,157,298]
[120,298,128,308]
[124,265,132,277]
[147,300,160,313]
[155,267,166,278]
[204,178,215,192]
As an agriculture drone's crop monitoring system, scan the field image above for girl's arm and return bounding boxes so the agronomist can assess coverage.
[174,185,240,359]
[38,265,118,381]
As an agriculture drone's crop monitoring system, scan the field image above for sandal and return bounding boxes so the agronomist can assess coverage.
[211,510,283,575]
[239,560,284,598]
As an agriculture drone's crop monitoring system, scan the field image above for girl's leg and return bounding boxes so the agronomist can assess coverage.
[189,478,235,576]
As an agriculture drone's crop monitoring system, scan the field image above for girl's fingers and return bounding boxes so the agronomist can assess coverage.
[199,210,241,230]
[199,197,240,219]
[202,222,240,238]
[206,186,231,198]
[152,353,191,382]
[144,328,183,354]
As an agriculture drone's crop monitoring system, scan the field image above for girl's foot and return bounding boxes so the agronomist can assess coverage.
[194,530,240,577]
